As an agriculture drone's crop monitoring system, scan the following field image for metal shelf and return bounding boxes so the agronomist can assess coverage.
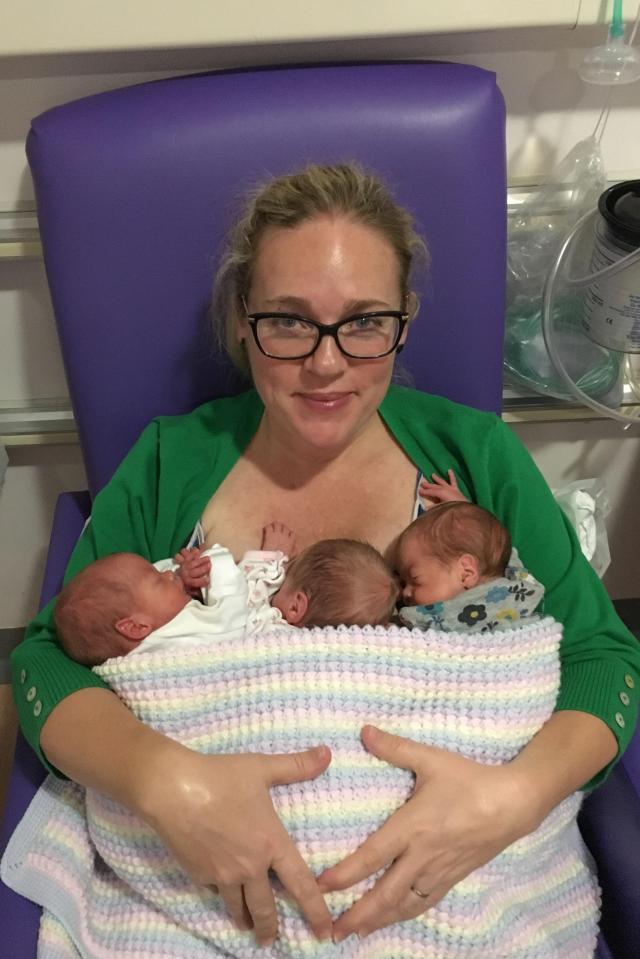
[0,399,76,446]
[0,208,41,260]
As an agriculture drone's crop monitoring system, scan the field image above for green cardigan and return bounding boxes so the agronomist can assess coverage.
[12,386,640,788]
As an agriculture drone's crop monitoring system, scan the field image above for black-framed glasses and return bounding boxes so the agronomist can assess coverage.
[241,298,408,360]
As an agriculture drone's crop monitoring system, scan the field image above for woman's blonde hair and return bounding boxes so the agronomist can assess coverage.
[212,162,428,373]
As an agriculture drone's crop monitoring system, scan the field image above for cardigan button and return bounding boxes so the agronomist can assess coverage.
[619,691,630,706]
[33,701,42,717]
[20,669,26,684]
[26,686,37,702]
[615,712,626,728]
[624,674,635,689]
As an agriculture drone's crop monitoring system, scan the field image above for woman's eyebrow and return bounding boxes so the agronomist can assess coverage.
[262,296,394,313]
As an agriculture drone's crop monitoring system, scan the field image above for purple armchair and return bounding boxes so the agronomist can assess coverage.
[0,61,636,958]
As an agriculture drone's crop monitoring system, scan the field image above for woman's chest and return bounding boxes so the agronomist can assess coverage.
[200,453,417,562]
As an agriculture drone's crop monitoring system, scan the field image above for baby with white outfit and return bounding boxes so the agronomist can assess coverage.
[54,524,398,667]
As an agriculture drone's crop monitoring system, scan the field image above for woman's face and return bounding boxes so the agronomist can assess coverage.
[239,215,408,456]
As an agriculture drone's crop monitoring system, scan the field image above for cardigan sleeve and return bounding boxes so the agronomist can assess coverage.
[484,417,640,790]
[11,420,162,775]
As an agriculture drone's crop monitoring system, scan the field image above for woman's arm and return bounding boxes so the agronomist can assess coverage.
[487,419,639,786]
[40,687,333,946]
[510,709,617,812]
[12,399,332,944]
[323,393,639,938]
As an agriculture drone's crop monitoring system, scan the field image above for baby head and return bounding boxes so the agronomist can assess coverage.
[55,553,190,666]
[396,502,511,606]
[272,539,398,628]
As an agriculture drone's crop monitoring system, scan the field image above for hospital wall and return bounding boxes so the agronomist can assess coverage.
[1,15,640,628]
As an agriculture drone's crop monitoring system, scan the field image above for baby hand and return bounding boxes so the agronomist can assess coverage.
[174,546,212,591]
[262,522,296,556]
[418,469,467,507]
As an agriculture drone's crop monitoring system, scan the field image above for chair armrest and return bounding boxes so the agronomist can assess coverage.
[38,490,91,608]
[0,490,91,957]
[579,758,640,959]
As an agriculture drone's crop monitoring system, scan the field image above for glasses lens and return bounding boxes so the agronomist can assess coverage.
[338,315,400,357]
[255,316,318,358]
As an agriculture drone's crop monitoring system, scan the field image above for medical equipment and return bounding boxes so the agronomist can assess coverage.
[579,0,640,85]
[505,119,618,403]
[542,180,640,424]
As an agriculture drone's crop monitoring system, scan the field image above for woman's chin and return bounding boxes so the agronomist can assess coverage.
[295,423,355,453]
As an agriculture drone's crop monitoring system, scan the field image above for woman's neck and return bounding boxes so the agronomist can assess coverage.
[246,412,385,490]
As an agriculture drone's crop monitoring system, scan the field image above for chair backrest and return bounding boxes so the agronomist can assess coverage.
[27,62,506,496]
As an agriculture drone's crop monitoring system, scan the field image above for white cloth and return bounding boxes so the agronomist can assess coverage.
[130,545,290,656]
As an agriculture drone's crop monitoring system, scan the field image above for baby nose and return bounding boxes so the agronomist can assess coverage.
[401,584,412,601]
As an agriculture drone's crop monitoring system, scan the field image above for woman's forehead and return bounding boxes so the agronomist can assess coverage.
[250,216,402,300]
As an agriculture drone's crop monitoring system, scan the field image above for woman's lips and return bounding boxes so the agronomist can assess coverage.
[296,392,353,410]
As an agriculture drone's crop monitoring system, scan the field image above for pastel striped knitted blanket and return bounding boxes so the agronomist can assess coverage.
[2,621,599,958]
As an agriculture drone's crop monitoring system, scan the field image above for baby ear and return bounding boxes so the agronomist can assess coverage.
[283,590,309,626]
[115,616,153,642]
[459,553,481,589]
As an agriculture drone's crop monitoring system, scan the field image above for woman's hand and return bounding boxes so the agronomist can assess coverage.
[141,742,334,947]
[319,725,543,942]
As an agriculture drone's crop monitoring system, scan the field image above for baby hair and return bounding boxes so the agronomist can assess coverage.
[399,502,511,579]
[54,554,139,667]
[285,538,398,627]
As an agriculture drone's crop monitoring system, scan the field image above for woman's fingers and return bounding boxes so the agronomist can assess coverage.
[144,747,333,945]
[331,855,434,942]
[241,876,279,945]
[217,882,253,933]
[272,843,334,941]
[317,726,426,890]
[264,744,332,786]
[361,724,426,772]
[319,727,542,940]
[318,822,401,892]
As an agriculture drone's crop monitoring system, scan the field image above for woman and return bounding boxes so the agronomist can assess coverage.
[13,163,640,949]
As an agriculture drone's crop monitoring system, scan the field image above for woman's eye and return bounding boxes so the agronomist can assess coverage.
[342,316,388,336]
[352,316,378,331]
[275,316,300,330]
[264,316,311,335]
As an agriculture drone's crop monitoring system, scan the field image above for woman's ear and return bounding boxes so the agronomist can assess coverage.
[406,291,420,321]
[236,294,249,343]
[459,553,481,590]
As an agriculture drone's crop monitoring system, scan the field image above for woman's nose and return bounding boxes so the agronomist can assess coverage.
[305,334,347,374]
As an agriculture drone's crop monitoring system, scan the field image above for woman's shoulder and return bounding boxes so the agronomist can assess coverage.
[381,385,502,439]
[151,389,264,443]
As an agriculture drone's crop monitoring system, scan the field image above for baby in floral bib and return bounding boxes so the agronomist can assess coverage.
[396,476,543,633]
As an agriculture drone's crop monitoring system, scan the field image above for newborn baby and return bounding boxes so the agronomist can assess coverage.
[396,474,543,631]
[54,525,398,666]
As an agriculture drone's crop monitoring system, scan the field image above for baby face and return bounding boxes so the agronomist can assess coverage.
[396,534,464,606]
[131,561,191,628]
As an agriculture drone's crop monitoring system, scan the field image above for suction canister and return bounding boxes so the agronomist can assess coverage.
[582,180,640,352]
